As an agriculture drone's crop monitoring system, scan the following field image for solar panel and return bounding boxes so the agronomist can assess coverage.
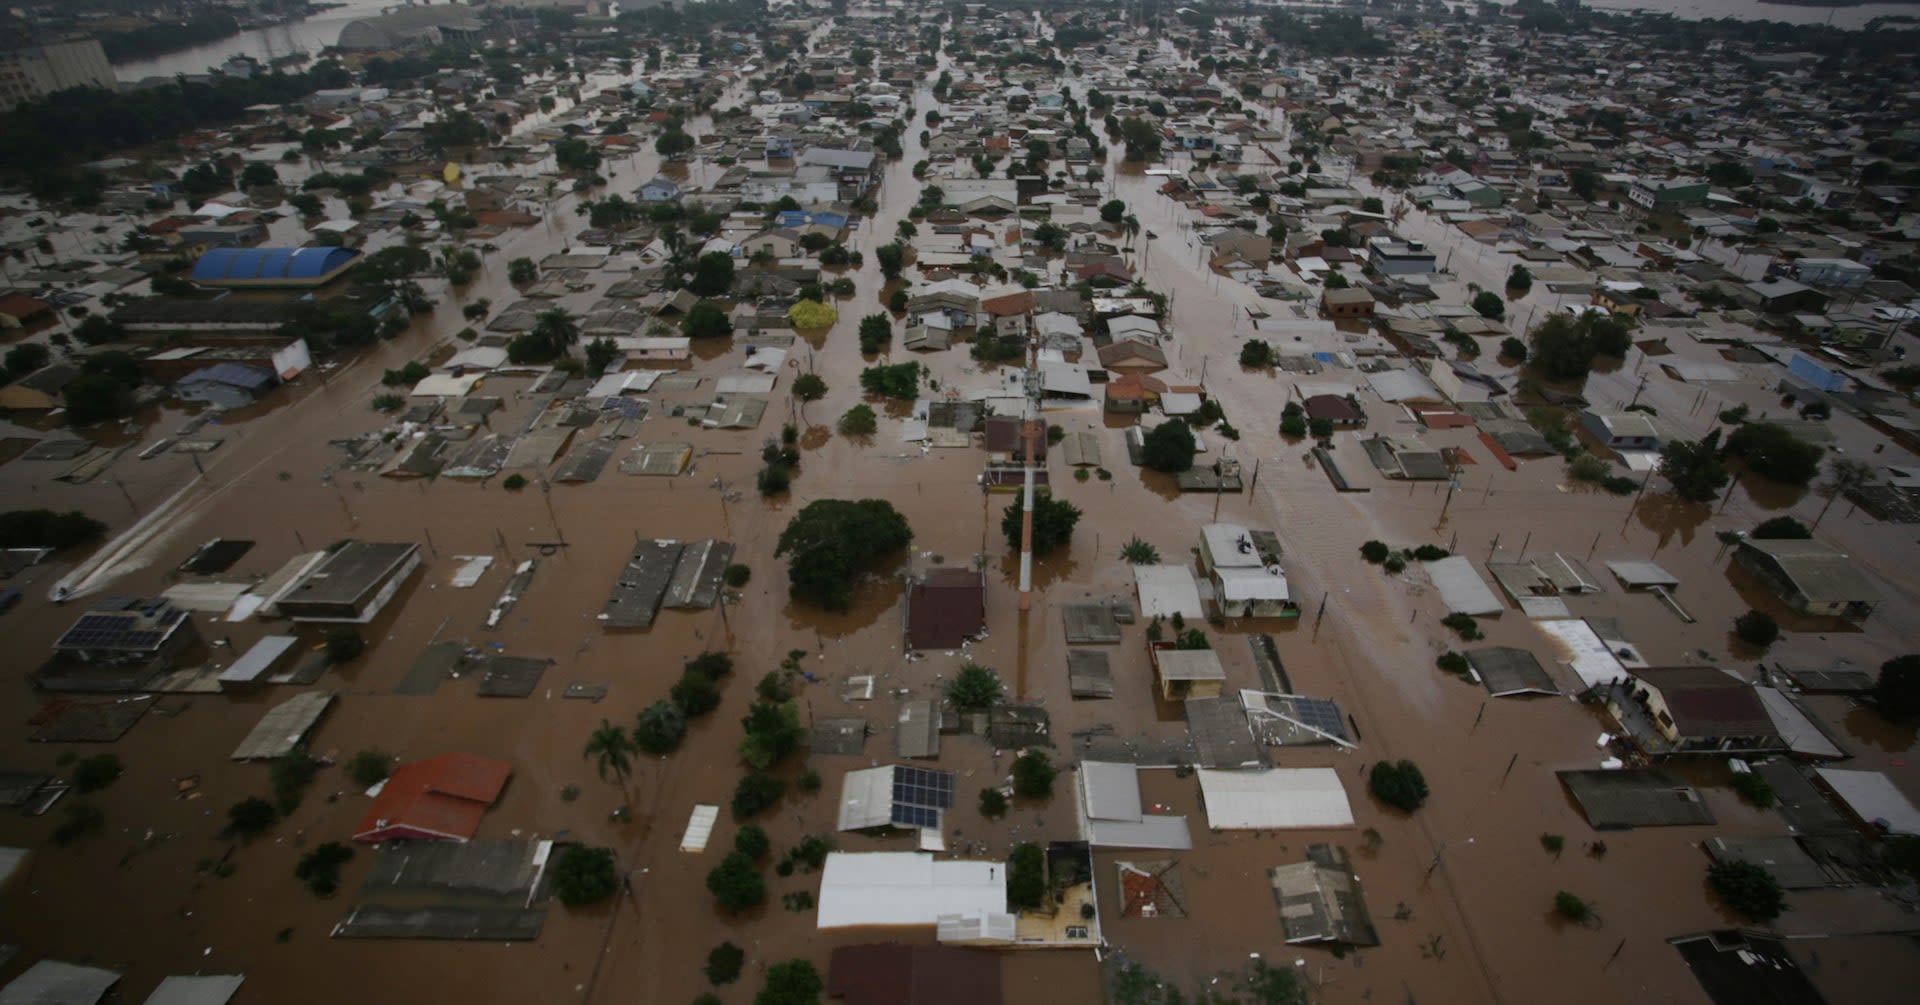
[1290,698,1348,740]
[887,766,955,828]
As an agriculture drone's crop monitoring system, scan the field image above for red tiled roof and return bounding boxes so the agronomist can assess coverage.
[0,294,51,319]
[979,291,1032,317]
[355,753,511,843]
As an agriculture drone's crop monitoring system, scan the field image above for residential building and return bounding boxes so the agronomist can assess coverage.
[354,753,511,842]
[1608,667,1787,756]
[1322,287,1375,319]
[1734,539,1881,620]
[1628,178,1710,212]
[0,34,114,112]
[1579,410,1669,451]
[36,597,200,692]
[904,568,985,651]
[270,541,422,622]
[1368,240,1437,276]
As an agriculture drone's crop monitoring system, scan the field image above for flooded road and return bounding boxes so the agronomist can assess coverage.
[0,30,1915,1005]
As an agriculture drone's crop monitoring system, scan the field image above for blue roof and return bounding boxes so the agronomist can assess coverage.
[191,246,360,283]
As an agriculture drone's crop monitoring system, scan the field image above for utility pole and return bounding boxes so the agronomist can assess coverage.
[1016,312,1042,614]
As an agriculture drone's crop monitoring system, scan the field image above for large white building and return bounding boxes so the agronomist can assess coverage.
[0,34,115,111]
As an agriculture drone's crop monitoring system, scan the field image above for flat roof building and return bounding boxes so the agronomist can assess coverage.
[270,541,421,623]
[904,568,985,651]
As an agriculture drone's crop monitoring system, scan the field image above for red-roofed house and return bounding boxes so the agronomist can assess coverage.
[904,568,986,652]
[355,753,512,843]
[0,294,52,329]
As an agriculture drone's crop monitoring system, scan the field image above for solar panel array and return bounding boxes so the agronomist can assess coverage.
[1290,697,1348,740]
[57,607,185,651]
[889,766,956,829]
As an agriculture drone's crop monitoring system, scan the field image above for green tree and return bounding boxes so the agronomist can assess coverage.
[634,700,687,755]
[655,128,694,158]
[585,337,620,375]
[682,299,732,339]
[1658,434,1730,503]
[1007,842,1046,910]
[1471,290,1505,320]
[583,720,635,805]
[1553,891,1595,924]
[554,137,602,172]
[4,343,50,375]
[346,750,390,787]
[508,257,538,284]
[738,700,804,771]
[224,796,277,840]
[875,242,905,279]
[706,851,766,913]
[1100,199,1127,224]
[859,362,920,400]
[71,754,121,793]
[945,664,1004,709]
[1873,655,1920,720]
[776,499,913,611]
[1369,760,1429,812]
[979,787,1009,818]
[324,628,365,664]
[756,959,823,1005]
[706,942,746,986]
[1500,336,1529,362]
[1012,750,1056,799]
[688,252,736,297]
[1001,493,1082,556]
[792,372,827,401]
[1239,339,1273,369]
[1734,610,1779,648]
[1751,516,1812,540]
[838,404,878,436]
[295,842,354,896]
[551,845,618,905]
[1508,264,1533,293]
[239,161,278,189]
[731,771,786,819]
[1121,537,1160,564]
[62,373,134,425]
[858,313,891,354]
[1707,859,1785,922]
[1724,422,1824,486]
[735,823,771,860]
[1141,419,1196,472]
[672,669,722,717]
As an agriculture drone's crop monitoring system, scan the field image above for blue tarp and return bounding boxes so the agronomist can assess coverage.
[1788,353,1847,393]
[191,247,359,283]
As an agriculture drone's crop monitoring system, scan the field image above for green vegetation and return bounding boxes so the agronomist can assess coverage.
[585,337,620,376]
[1708,859,1786,922]
[1360,540,1391,563]
[979,787,1009,818]
[71,754,121,794]
[1012,751,1056,800]
[775,499,913,611]
[1724,422,1824,486]
[1121,537,1160,564]
[1001,493,1082,556]
[792,372,827,401]
[731,772,786,819]
[706,942,746,986]
[1541,833,1565,857]
[584,720,635,805]
[724,564,751,588]
[1527,313,1634,381]
[1471,290,1506,320]
[346,750,391,788]
[1441,612,1483,641]
[838,404,878,437]
[508,257,538,284]
[1658,433,1731,503]
[706,850,766,913]
[858,313,892,354]
[688,252,737,297]
[1730,771,1776,809]
[1874,655,1920,720]
[735,823,771,861]
[1735,610,1780,648]
[1141,419,1197,473]
[859,362,921,400]
[1007,842,1046,911]
[0,509,106,552]
[380,360,429,387]
[635,700,688,755]
[223,797,278,840]
[1752,516,1812,540]
[1370,760,1430,812]
[296,842,354,896]
[945,665,1005,710]
[756,959,824,1005]
[1436,652,1470,675]
[502,474,529,491]
[269,746,319,815]
[551,845,619,906]
[1239,339,1274,369]
[738,699,804,771]
[876,242,906,280]
[507,309,580,364]
[676,303,729,347]
[1553,891,1595,924]
[1500,336,1529,362]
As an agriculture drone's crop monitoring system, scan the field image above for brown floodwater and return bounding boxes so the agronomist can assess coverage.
[2,43,1917,1005]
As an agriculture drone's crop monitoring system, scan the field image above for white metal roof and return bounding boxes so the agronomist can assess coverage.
[1755,687,1845,760]
[410,373,481,398]
[1534,619,1629,690]
[837,765,895,831]
[1198,768,1355,830]
[444,346,508,372]
[217,635,298,684]
[816,852,1007,929]
[1158,391,1204,415]
[1076,762,1192,850]
[1202,524,1260,568]
[1216,566,1291,602]
[1814,769,1920,835]
[1606,560,1678,588]
[1133,564,1205,620]
[1424,557,1505,616]
[679,804,719,853]
[0,961,119,1005]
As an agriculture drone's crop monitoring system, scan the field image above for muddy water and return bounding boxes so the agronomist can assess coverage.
[4,41,1918,1005]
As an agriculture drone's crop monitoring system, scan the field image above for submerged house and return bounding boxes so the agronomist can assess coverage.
[1606,667,1787,758]
[1734,539,1881,620]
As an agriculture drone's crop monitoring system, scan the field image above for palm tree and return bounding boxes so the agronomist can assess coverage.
[1812,458,1877,528]
[1122,214,1140,250]
[583,720,635,808]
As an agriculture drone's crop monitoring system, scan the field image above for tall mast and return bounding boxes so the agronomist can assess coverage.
[1018,310,1042,612]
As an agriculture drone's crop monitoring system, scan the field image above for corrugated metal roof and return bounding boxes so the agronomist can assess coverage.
[679,804,719,853]
[816,852,1006,929]
[140,976,244,1005]
[1198,768,1354,830]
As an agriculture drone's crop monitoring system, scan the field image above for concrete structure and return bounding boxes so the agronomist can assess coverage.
[1580,410,1669,451]
[1321,286,1375,319]
[1368,240,1437,276]
[1267,844,1379,946]
[1150,646,1227,702]
[0,34,114,112]
[1628,178,1709,212]
[1734,539,1881,620]
[1198,524,1294,619]
[269,541,421,623]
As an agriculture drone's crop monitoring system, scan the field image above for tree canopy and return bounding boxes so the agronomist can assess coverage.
[1001,493,1082,556]
[775,499,913,611]
[1657,432,1729,503]
[1369,760,1429,812]
[1873,655,1920,720]
[688,251,736,297]
[1724,422,1824,486]
[1141,419,1197,472]
[552,845,619,906]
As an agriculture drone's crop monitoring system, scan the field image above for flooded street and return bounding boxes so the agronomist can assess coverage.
[1,18,1916,1005]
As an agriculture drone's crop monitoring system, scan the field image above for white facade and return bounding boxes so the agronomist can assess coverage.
[0,35,114,111]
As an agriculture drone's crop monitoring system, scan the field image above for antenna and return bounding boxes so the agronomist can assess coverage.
[1017,309,1042,612]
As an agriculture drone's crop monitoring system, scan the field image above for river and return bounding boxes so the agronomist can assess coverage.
[111,0,394,82]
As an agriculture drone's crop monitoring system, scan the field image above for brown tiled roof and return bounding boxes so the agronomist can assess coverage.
[827,944,1003,1005]
[1633,667,1775,738]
